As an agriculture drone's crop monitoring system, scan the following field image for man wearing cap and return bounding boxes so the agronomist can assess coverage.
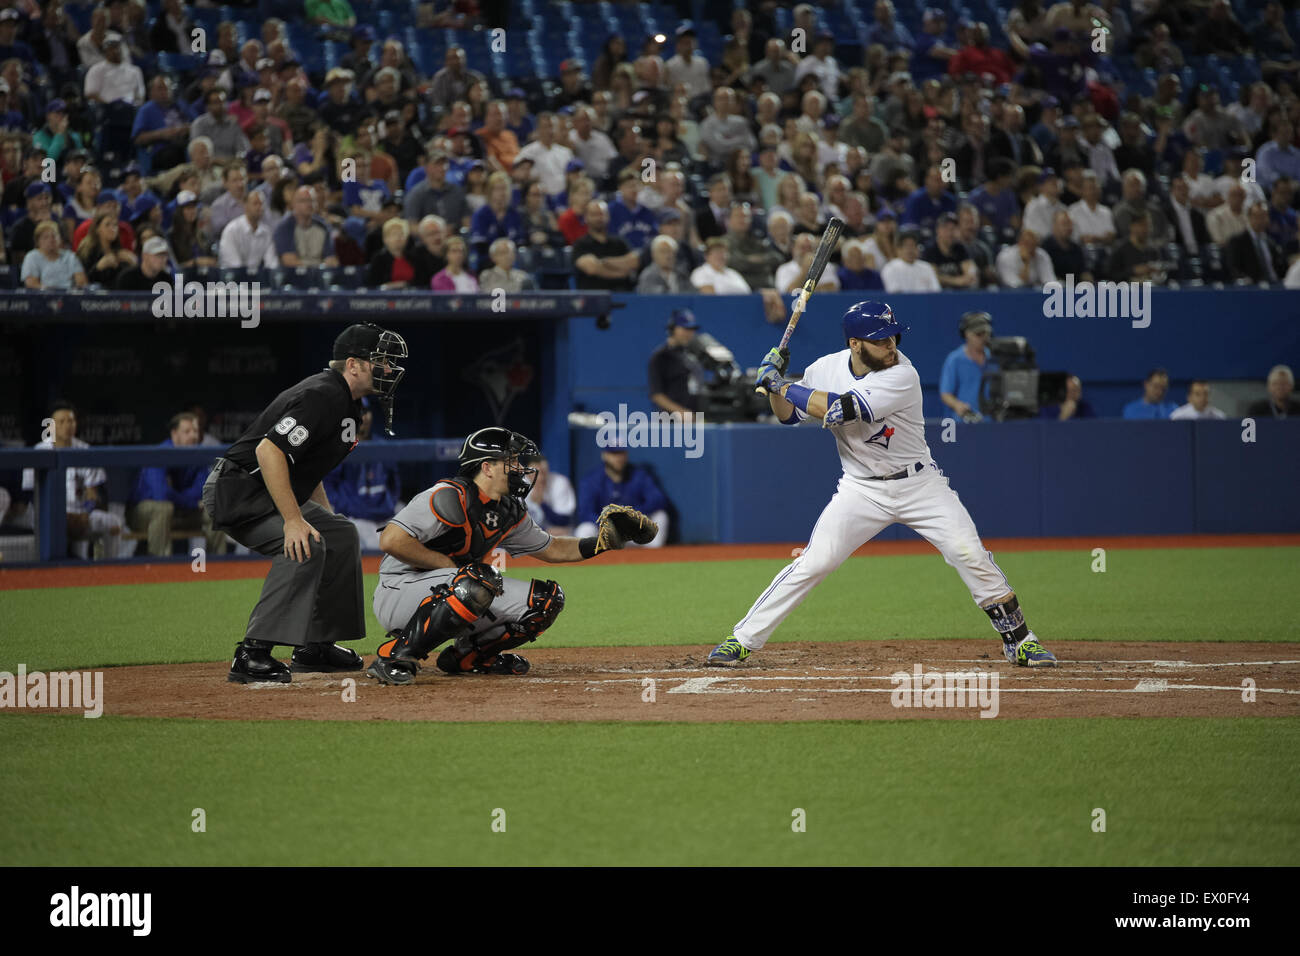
[190,88,250,161]
[553,59,592,111]
[1023,167,1068,239]
[132,75,193,171]
[664,25,710,102]
[880,227,941,292]
[913,9,958,81]
[32,99,83,163]
[377,108,421,183]
[429,46,485,113]
[204,323,406,685]
[340,24,375,76]
[0,10,35,69]
[114,234,172,290]
[608,167,658,251]
[940,312,995,423]
[516,112,573,198]
[403,147,468,229]
[84,30,144,106]
[648,309,705,418]
[318,67,363,135]
[923,212,978,289]
[504,88,534,143]
[7,182,55,263]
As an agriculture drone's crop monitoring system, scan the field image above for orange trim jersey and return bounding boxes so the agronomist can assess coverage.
[379,476,552,578]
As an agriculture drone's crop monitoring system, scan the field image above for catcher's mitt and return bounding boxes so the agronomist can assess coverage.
[595,503,659,553]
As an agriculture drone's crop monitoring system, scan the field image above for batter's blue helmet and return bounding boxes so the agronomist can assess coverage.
[842,300,909,344]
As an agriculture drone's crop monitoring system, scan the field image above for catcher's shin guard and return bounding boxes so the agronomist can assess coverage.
[437,579,564,674]
[372,565,504,681]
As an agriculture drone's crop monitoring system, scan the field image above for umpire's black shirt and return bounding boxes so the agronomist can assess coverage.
[224,369,363,504]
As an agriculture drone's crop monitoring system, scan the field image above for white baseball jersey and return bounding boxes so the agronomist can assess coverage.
[790,349,933,479]
[21,439,106,514]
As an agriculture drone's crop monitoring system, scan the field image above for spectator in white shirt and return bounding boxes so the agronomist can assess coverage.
[996,227,1057,288]
[775,231,840,293]
[1068,171,1116,244]
[84,33,145,105]
[218,191,279,269]
[663,25,711,100]
[1180,148,1222,211]
[691,237,752,294]
[1170,380,1227,420]
[515,113,573,197]
[881,228,942,292]
[568,105,618,184]
[793,33,842,102]
[1023,168,1067,241]
[1213,153,1265,208]
[1207,182,1250,246]
[1080,114,1120,187]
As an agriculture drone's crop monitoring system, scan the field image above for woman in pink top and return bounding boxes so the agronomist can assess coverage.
[431,236,479,292]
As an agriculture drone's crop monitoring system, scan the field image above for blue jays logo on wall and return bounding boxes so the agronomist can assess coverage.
[865,423,895,448]
[463,337,535,424]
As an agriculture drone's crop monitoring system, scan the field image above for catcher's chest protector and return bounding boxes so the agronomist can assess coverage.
[426,477,528,564]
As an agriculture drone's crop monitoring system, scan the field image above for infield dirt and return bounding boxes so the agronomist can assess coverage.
[21,640,1299,722]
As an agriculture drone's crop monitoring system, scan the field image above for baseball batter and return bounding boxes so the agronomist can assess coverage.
[366,427,658,685]
[706,300,1057,668]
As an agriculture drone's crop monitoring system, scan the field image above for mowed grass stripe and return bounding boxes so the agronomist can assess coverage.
[2,547,1297,671]
[0,715,1295,866]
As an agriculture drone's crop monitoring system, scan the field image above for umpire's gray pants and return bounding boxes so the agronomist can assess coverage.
[205,481,365,648]
[374,569,532,646]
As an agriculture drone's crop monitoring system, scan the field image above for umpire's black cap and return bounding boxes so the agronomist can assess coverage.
[333,323,382,361]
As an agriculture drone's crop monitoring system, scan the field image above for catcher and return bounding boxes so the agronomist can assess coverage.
[366,426,656,685]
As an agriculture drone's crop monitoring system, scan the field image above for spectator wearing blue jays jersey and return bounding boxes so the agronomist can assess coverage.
[468,171,524,269]
[608,168,658,250]
[901,166,958,232]
[574,447,669,547]
[323,403,401,551]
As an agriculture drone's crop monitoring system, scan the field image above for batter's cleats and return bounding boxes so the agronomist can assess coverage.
[1005,633,1058,668]
[290,642,364,673]
[365,655,418,685]
[706,637,752,666]
[228,640,292,684]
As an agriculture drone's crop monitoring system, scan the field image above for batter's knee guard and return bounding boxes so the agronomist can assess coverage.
[438,579,565,674]
[377,564,506,666]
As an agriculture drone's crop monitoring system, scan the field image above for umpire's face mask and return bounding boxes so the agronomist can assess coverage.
[368,329,408,436]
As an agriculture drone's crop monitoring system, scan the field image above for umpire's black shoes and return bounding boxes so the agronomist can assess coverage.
[365,655,418,685]
[228,640,292,684]
[290,642,364,673]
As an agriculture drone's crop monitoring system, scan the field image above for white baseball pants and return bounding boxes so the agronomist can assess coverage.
[733,464,1013,649]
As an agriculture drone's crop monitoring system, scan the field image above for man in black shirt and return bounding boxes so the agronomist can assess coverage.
[647,308,704,417]
[202,323,409,683]
[115,236,172,290]
[922,212,977,289]
[573,199,639,291]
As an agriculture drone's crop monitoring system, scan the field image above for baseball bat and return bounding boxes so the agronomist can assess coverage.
[756,216,844,394]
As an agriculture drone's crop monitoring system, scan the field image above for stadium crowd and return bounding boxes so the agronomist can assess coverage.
[1,0,1299,295]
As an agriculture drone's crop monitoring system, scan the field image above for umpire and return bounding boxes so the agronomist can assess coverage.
[203,323,409,684]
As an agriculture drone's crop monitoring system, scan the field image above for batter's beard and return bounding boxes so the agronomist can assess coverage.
[856,346,898,371]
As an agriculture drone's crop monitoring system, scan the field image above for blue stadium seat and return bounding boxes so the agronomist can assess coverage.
[0,265,14,290]
[333,266,366,289]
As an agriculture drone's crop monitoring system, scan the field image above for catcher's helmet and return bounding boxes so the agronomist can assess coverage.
[842,300,909,345]
[459,427,540,497]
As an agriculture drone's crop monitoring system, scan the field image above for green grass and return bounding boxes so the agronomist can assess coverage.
[2,547,1298,672]
[2,715,1295,866]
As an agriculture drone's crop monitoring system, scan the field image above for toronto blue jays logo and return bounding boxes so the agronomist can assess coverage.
[463,337,535,424]
[865,423,895,448]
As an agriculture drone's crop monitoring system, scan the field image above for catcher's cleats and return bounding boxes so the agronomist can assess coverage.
[595,503,659,553]
[366,655,418,685]
[436,645,530,675]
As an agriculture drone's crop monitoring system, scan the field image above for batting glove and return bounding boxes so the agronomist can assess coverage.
[755,362,788,394]
[761,346,791,376]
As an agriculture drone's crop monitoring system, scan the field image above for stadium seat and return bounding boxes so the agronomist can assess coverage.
[333,266,367,290]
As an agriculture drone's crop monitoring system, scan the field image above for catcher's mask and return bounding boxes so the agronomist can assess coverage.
[459,427,540,498]
[333,323,408,435]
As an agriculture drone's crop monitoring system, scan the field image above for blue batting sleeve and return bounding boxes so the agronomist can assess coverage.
[784,383,814,412]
